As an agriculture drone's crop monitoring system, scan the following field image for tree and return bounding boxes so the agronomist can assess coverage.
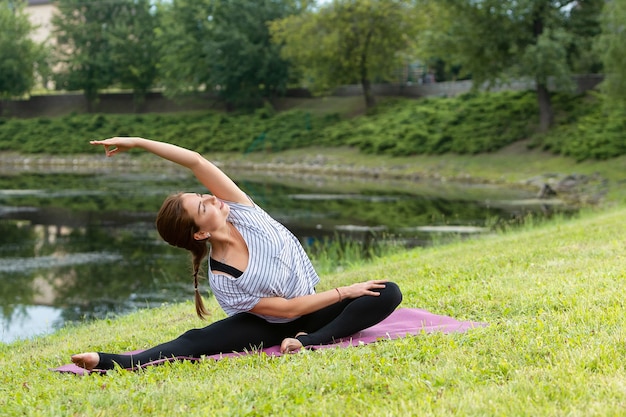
[53,0,117,111]
[0,1,44,102]
[157,0,304,109]
[53,0,159,112]
[417,0,603,131]
[107,0,159,109]
[270,0,420,109]
[154,0,212,97]
[564,0,604,74]
[596,0,626,106]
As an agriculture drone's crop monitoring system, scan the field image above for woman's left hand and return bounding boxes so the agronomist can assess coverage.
[338,280,387,300]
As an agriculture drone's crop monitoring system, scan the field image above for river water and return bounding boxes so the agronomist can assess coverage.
[0,163,570,343]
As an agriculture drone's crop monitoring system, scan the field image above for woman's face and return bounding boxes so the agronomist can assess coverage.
[180,193,230,235]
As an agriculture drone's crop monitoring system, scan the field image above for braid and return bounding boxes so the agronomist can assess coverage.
[156,193,211,319]
[192,247,210,319]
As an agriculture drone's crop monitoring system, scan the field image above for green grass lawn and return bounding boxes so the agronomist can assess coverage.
[1,204,625,416]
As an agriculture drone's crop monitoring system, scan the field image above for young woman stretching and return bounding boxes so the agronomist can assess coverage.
[71,137,403,371]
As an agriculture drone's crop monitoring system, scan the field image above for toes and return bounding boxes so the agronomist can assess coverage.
[71,353,99,370]
[280,338,303,354]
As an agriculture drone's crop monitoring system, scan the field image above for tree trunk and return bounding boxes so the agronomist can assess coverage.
[536,82,553,132]
[361,78,376,109]
[360,27,375,109]
[532,7,552,132]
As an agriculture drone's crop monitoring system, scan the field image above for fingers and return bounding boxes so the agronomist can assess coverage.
[89,139,114,146]
[361,280,386,296]
[104,145,119,157]
[362,280,387,290]
[90,139,121,157]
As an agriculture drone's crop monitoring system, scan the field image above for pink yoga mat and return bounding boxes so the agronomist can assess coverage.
[52,308,487,375]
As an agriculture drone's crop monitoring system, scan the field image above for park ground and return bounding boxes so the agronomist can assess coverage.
[1,96,626,415]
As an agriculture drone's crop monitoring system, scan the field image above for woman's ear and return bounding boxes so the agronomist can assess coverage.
[193,231,210,241]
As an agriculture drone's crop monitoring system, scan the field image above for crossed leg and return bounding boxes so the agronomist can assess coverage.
[72,282,402,370]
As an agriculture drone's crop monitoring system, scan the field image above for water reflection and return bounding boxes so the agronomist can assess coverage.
[0,167,571,343]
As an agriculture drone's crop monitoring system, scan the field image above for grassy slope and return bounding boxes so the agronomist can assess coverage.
[1,205,625,416]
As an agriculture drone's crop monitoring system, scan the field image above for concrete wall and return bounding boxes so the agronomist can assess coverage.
[0,92,222,118]
[332,75,604,98]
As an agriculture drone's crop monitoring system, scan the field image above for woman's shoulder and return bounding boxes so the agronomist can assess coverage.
[227,198,276,225]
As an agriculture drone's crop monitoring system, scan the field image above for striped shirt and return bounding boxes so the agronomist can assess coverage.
[208,198,320,323]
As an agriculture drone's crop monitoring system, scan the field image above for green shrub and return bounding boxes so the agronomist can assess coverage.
[531,93,626,161]
[1,90,625,161]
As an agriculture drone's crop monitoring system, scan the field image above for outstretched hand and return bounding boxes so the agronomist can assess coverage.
[90,137,141,157]
[339,280,387,300]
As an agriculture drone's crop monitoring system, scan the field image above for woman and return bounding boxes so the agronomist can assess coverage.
[71,137,402,371]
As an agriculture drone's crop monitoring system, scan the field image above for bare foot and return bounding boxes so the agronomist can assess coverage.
[71,352,100,370]
[280,332,307,354]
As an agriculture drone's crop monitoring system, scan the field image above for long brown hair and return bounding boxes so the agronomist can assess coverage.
[155,193,210,319]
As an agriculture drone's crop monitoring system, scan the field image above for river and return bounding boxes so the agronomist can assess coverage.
[0,163,572,343]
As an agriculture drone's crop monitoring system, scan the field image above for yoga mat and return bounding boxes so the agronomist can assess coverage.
[51,308,486,375]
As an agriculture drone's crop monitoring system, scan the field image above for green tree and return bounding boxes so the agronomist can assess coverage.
[270,0,419,109]
[597,0,626,106]
[107,0,159,110]
[157,0,303,109]
[418,0,603,131]
[154,0,212,97]
[52,0,117,111]
[0,1,44,103]
[53,0,160,112]
[564,0,604,74]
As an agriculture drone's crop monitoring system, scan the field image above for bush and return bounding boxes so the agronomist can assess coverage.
[530,93,626,161]
[1,90,624,161]
[0,110,337,155]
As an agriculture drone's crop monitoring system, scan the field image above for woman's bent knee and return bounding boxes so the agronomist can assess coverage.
[380,281,403,308]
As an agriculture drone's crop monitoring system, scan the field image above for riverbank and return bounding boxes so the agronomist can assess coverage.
[2,143,625,204]
[1,202,625,415]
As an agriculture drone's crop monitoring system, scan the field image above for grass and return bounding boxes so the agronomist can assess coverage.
[2,93,626,415]
[1,204,626,416]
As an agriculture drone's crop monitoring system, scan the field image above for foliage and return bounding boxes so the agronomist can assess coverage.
[270,0,419,108]
[153,0,212,97]
[106,0,159,108]
[0,1,45,100]
[531,92,626,161]
[0,109,338,154]
[156,0,304,109]
[564,0,604,74]
[319,90,541,155]
[417,0,603,131]
[53,0,116,107]
[2,90,624,159]
[2,205,626,415]
[595,0,626,106]
[52,0,159,109]
[421,0,603,88]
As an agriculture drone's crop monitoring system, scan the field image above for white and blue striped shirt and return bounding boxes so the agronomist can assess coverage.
[208,199,320,323]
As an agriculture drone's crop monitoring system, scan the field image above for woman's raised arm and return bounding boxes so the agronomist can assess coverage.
[90,137,250,205]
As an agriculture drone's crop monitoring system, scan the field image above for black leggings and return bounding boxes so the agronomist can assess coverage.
[97,282,402,369]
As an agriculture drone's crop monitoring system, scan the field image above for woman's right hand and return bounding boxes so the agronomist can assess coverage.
[90,137,142,157]
[338,280,387,300]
